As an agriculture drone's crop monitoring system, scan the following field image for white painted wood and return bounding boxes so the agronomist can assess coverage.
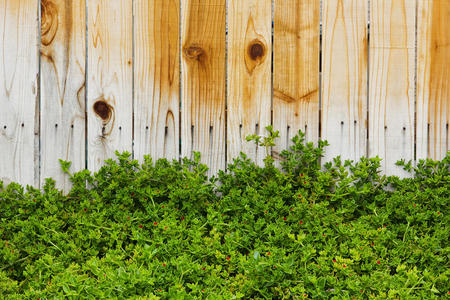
[40,0,86,191]
[0,0,39,187]
[417,0,449,161]
[368,0,415,176]
[321,0,368,163]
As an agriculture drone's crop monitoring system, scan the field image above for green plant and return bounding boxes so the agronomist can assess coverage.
[0,128,448,299]
[246,125,280,166]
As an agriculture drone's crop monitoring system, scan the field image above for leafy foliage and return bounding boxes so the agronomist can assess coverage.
[1,128,449,299]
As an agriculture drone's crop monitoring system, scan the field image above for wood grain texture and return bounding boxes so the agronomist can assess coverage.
[181,0,226,173]
[40,0,85,191]
[368,0,415,176]
[87,0,133,171]
[227,0,271,165]
[417,0,449,160]
[0,0,39,187]
[321,0,368,162]
[273,0,320,153]
[134,0,180,162]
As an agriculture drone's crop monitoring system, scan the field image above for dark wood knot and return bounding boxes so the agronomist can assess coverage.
[183,45,206,61]
[93,100,113,122]
[245,39,267,73]
[248,41,265,61]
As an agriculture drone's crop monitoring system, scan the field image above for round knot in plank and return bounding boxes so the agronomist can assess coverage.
[93,100,113,123]
[183,45,206,62]
[245,39,267,74]
[248,41,265,61]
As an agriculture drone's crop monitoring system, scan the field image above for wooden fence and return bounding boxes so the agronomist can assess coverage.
[0,0,448,190]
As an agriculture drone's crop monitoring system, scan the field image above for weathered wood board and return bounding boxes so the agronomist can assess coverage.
[321,0,368,163]
[273,0,320,154]
[2,0,450,188]
[227,0,271,165]
[40,0,86,191]
[87,0,133,171]
[181,0,226,173]
[417,0,450,161]
[368,0,415,176]
[0,0,39,187]
[134,0,180,163]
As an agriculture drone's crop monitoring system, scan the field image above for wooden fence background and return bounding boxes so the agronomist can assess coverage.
[0,0,448,190]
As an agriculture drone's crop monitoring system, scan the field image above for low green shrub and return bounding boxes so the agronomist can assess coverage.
[0,129,449,299]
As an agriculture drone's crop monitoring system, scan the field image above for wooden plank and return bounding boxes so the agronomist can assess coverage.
[87,0,133,171]
[417,0,449,161]
[321,0,368,163]
[273,0,320,153]
[0,0,39,187]
[181,0,226,173]
[227,0,271,164]
[134,0,180,163]
[40,0,86,191]
[368,0,415,176]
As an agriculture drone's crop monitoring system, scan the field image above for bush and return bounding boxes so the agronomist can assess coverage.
[1,129,449,299]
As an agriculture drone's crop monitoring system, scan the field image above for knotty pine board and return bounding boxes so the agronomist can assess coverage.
[227,0,271,165]
[181,0,226,174]
[87,0,133,172]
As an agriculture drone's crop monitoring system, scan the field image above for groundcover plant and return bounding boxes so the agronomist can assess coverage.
[0,128,449,299]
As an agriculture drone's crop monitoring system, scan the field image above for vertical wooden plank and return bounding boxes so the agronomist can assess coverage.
[227,0,271,164]
[369,0,415,176]
[273,0,320,153]
[40,0,86,191]
[134,0,180,162]
[417,0,449,160]
[321,0,368,162]
[87,0,133,171]
[0,0,39,187]
[181,0,226,173]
